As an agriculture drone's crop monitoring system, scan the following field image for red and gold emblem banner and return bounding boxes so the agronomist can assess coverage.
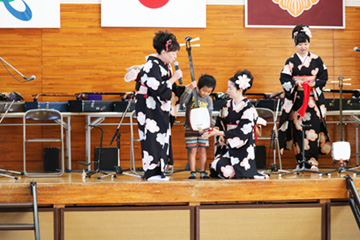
[245,0,345,29]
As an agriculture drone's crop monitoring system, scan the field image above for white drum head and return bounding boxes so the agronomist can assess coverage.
[189,107,210,132]
[332,141,351,161]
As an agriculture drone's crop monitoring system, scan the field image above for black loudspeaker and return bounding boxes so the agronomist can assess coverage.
[255,145,267,169]
[43,147,59,172]
[94,147,118,171]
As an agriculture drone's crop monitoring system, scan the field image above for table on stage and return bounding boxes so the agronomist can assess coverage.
[1,109,360,171]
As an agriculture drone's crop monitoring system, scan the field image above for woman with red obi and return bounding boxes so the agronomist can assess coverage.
[278,24,331,171]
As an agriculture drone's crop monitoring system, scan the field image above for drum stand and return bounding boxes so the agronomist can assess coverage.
[322,77,360,176]
[280,124,323,177]
[322,159,360,176]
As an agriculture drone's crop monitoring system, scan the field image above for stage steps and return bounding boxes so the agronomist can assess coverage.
[0,181,40,240]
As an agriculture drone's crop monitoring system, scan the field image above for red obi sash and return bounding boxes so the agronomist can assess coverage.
[293,75,315,117]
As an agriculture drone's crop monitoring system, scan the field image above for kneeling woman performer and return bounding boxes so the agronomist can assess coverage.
[202,70,268,179]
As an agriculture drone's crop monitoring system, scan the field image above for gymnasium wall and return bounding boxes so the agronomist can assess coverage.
[0,4,360,171]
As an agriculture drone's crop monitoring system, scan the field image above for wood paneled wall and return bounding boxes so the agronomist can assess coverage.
[1,4,360,171]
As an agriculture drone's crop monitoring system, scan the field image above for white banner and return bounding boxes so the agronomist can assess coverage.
[0,0,60,28]
[101,0,206,28]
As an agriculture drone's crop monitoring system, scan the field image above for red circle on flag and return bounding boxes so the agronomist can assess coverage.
[139,0,169,9]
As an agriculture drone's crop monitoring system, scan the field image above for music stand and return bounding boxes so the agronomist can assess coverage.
[279,124,323,177]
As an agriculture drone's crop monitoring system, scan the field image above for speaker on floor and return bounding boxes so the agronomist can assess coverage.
[255,145,267,169]
[94,147,118,171]
[43,147,59,172]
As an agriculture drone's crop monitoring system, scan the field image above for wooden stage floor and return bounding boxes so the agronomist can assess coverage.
[0,169,359,206]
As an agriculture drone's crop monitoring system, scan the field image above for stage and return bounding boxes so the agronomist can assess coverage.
[1,170,360,240]
[0,170,358,205]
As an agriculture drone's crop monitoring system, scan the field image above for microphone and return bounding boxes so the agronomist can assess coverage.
[173,61,182,84]
[26,75,36,81]
[354,47,360,52]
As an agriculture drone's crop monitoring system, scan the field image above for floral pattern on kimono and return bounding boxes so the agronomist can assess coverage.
[209,98,266,179]
[135,55,174,179]
[278,52,331,166]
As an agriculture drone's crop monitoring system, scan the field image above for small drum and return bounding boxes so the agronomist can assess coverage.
[332,141,351,162]
[189,107,211,133]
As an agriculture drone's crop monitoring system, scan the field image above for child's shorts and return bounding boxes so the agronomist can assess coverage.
[185,127,209,149]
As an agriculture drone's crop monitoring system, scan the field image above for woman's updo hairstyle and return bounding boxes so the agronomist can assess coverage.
[229,69,254,94]
[292,24,312,45]
[153,30,180,54]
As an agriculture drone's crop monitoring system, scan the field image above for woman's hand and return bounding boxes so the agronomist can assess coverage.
[170,69,183,84]
[295,80,303,87]
[218,136,226,146]
[202,127,224,139]
[296,79,315,88]
[308,80,315,87]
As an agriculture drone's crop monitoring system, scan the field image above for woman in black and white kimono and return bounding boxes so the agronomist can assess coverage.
[135,30,182,181]
[202,70,268,179]
[278,24,331,171]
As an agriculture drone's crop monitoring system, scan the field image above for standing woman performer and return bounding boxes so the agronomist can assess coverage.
[278,24,331,171]
[202,70,268,179]
[135,30,183,181]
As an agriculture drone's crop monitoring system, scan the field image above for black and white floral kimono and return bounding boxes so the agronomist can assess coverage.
[135,55,174,179]
[278,52,331,167]
[209,98,266,179]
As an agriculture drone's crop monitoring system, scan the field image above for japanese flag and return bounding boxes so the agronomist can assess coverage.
[101,0,206,28]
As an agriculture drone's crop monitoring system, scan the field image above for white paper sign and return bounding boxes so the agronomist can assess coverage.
[0,0,60,28]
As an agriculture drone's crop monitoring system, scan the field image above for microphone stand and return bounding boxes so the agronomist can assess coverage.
[0,99,22,178]
[0,100,15,124]
[280,124,324,177]
[270,95,287,173]
[0,57,35,82]
[0,105,23,180]
[98,95,140,179]
[0,57,32,179]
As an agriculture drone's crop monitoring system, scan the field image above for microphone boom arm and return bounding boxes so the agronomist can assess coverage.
[0,56,34,82]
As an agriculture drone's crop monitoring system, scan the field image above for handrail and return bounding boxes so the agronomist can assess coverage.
[345,175,360,229]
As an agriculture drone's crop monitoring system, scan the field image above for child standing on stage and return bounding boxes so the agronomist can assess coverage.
[180,74,216,179]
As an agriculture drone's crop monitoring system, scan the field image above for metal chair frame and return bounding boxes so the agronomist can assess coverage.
[255,107,282,170]
[23,109,65,177]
